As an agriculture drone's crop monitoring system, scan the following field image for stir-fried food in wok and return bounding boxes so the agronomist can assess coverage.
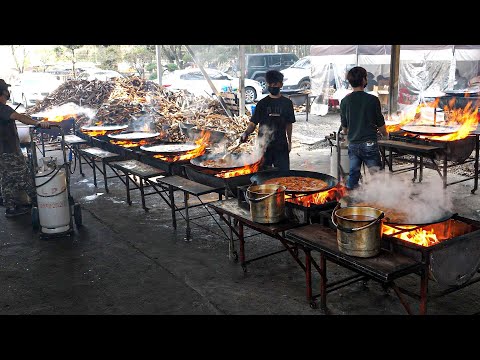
[264,176,328,192]
[201,158,232,168]
[355,202,409,224]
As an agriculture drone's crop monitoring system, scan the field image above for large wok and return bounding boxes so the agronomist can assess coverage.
[140,142,200,156]
[81,124,128,132]
[108,130,160,140]
[250,170,338,195]
[190,152,262,172]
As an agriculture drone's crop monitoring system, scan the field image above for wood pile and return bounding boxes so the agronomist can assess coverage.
[25,76,256,150]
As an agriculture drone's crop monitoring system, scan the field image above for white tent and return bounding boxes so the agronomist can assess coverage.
[309,45,480,112]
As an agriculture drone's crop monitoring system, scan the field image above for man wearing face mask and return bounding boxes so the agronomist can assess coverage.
[340,67,388,190]
[0,79,52,217]
[240,70,295,171]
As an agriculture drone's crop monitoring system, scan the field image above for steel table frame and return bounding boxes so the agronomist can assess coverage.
[156,175,230,242]
[208,199,305,272]
[77,147,122,193]
[286,224,425,314]
[107,159,169,211]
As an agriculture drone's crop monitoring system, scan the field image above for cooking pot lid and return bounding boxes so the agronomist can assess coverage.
[140,143,199,153]
[82,124,128,131]
[401,124,460,135]
[108,131,160,140]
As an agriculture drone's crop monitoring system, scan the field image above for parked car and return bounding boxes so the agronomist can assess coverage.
[10,72,63,109]
[280,56,312,94]
[162,68,263,103]
[245,53,299,92]
[80,69,124,81]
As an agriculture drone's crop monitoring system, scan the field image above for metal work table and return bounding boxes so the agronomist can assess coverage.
[156,176,228,242]
[286,224,424,314]
[78,147,122,192]
[208,198,305,272]
[108,159,168,211]
[378,133,480,193]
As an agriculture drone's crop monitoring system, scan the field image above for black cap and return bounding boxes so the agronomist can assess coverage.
[0,79,11,91]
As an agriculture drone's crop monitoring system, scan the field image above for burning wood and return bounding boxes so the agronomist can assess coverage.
[285,185,346,207]
[383,224,440,247]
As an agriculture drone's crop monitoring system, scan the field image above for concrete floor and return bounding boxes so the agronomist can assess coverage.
[1,113,480,315]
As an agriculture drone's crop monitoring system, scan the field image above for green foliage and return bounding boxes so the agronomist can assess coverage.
[166,63,178,72]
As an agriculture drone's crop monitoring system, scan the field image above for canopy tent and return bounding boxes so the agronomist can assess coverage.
[309,45,480,112]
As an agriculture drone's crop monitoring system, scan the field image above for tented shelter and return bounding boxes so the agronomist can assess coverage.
[309,45,480,113]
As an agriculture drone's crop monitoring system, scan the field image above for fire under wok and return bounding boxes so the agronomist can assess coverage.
[81,124,128,132]
[250,170,338,195]
[189,152,262,172]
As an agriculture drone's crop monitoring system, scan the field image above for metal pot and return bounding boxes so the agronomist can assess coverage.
[245,184,286,224]
[331,205,385,258]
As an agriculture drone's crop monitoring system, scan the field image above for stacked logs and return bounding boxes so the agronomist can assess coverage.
[25,76,256,150]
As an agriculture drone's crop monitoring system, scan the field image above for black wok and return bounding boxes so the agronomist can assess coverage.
[384,211,456,227]
[140,142,200,156]
[250,170,338,194]
[190,152,261,172]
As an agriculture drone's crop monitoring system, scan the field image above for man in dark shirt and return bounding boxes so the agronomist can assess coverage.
[340,67,388,190]
[0,79,52,217]
[240,70,295,171]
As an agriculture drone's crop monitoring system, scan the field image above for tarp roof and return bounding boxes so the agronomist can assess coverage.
[310,45,480,56]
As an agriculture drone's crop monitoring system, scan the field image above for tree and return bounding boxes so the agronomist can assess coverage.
[123,45,156,79]
[54,45,84,79]
[10,45,29,74]
[160,45,186,69]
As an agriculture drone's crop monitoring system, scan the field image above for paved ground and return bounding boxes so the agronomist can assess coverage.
[1,111,480,315]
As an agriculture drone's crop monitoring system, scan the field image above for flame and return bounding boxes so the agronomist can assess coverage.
[215,162,261,178]
[153,131,210,162]
[429,101,479,141]
[44,114,77,123]
[110,139,150,148]
[82,129,107,136]
[383,224,440,247]
[285,184,347,207]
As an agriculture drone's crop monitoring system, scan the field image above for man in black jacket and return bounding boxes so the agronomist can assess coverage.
[340,67,388,190]
[240,70,295,171]
[0,79,52,217]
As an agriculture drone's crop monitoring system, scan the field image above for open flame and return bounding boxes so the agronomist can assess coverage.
[383,224,440,247]
[82,129,107,136]
[153,131,210,162]
[430,101,479,140]
[215,162,261,178]
[43,113,77,123]
[110,139,151,148]
[285,184,347,207]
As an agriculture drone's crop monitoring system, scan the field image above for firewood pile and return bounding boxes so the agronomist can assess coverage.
[25,76,256,150]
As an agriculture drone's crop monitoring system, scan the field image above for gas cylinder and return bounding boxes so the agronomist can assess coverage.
[330,139,350,179]
[34,157,71,234]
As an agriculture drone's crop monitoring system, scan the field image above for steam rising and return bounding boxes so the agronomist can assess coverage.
[347,172,454,224]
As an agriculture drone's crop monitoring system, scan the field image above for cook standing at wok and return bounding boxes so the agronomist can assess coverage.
[240,70,295,171]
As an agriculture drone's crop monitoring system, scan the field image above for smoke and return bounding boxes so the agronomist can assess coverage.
[32,102,96,120]
[130,112,155,132]
[347,171,454,224]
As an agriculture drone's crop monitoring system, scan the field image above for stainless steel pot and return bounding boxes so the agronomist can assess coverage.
[245,184,286,224]
[331,205,384,258]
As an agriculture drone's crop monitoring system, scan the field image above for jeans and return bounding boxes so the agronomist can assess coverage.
[263,146,290,171]
[347,141,382,190]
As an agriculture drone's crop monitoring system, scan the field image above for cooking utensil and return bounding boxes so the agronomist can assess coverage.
[222,139,242,159]
[331,204,384,258]
[250,170,338,195]
[245,184,286,224]
[401,124,461,135]
[140,143,199,156]
[81,124,128,132]
[107,131,160,140]
[190,152,261,171]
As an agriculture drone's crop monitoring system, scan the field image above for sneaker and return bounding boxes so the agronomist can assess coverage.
[5,206,30,218]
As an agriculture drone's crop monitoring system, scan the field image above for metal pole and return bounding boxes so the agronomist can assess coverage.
[239,45,246,116]
[184,45,233,119]
[155,45,162,87]
[388,45,401,115]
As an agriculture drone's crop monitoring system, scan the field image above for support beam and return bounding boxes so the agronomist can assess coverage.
[389,45,400,114]
[155,45,162,87]
[184,45,233,119]
[239,45,246,116]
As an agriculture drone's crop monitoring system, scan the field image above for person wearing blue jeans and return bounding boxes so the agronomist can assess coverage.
[340,66,388,190]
